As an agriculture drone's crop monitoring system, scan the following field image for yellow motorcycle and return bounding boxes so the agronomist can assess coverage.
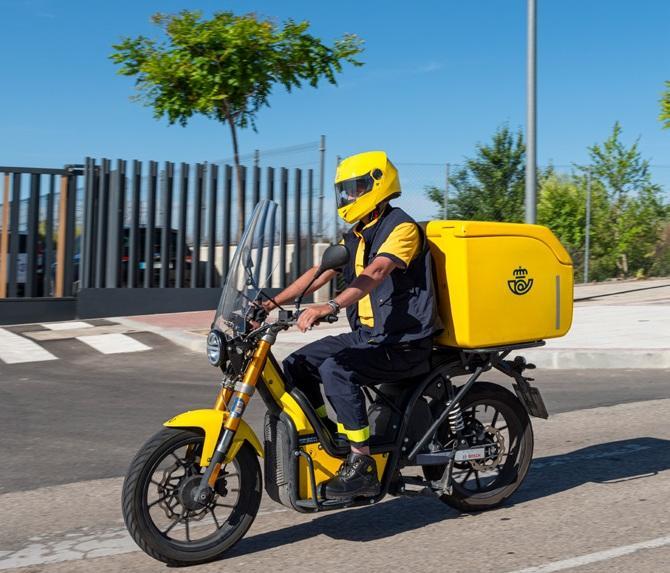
[122,200,566,565]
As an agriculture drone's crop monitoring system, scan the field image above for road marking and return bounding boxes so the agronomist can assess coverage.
[26,325,138,341]
[0,328,58,364]
[0,508,289,570]
[76,333,150,354]
[506,534,670,573]
[41,321,94,331]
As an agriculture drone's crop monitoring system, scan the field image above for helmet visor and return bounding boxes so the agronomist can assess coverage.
[335,173,375,208]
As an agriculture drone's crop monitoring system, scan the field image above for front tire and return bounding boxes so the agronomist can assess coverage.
[122,428,261,565]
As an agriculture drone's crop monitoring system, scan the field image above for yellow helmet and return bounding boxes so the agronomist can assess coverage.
[335,151,401,224]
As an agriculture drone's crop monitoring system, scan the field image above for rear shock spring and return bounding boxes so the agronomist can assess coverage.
[447,401,465,434]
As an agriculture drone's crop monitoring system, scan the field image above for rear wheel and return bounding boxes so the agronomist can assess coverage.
[122,428,261,565]
[424,382,533,512]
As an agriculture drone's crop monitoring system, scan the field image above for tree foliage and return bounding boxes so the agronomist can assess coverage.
[660,80,670,129]
[582,122,667,278]
[426,122,669,281]
[111,10,363,237]
[426,125,526,222]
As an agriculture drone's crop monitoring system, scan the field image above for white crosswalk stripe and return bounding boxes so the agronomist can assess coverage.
[0,328,58,364]
[41,321,94,331]
[76,333,151,354]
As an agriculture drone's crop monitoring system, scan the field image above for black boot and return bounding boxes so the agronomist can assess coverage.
[323,452,380,499]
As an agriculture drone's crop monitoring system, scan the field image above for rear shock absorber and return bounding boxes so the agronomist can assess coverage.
[447,401,465,434]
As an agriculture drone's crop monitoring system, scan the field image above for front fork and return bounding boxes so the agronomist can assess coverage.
[193,333,275,503]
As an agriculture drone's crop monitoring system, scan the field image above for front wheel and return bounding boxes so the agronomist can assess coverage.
[122,428,262,565]
[424,382,534,512]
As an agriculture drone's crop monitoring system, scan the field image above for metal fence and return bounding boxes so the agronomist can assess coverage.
[79,157,320,293]
[0,158,325,303]
[0,165,83,299]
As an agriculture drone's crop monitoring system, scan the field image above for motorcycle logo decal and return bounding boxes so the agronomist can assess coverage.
[508,266,534,295]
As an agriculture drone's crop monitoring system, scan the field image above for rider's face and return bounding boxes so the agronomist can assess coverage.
[347,179,369,202]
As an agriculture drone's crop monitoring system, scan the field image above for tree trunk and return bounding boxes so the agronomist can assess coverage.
[223,104,245,241]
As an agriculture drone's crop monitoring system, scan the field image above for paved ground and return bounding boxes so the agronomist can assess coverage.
[1,280,669,572]
[1,396,669,572]
[1,318,669,494]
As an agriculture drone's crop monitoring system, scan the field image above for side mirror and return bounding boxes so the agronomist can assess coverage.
[316,244,349,276]
[295,244,349,310]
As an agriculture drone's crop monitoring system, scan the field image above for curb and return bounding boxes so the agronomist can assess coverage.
[116,316,670,370]
[520,348,670,370]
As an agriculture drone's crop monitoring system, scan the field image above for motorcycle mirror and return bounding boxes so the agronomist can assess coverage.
[316,244,349,277]
[294,244,349,309]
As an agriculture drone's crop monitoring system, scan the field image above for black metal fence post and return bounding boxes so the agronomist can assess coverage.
[25,173,40,297]
[191,163,203,288]
[175,163,189,288]
[307,169,314,269]
[44,174,55,296]
[144,161,157,288]
[266,166,275,201]
[292,168,302,281]
[221,164,232,285]
[106,160,125,288]
[95,159,110,288]
[160,162,174,288]
[7,173,21,297]
[206,164,218,288]
[128,159,142,288]
[81,158,95,289]
[62,169,78,296]
[240,165,247,238]
[279,168,288,288]
[253,165,260,206]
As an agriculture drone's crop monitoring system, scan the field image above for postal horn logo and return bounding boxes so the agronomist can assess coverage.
[508,266,534,295]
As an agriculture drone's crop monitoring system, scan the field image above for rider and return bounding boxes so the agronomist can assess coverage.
[263,151,441,499]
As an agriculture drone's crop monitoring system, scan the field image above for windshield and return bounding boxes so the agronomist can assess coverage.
[212,199,280,337]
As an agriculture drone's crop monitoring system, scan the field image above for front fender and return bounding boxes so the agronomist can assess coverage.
[164,408,263,467]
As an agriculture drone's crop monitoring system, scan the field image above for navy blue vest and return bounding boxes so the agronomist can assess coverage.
[341,207,442,344]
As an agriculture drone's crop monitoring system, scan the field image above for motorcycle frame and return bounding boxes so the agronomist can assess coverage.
[253,340,546,512]
[165,327,546,514]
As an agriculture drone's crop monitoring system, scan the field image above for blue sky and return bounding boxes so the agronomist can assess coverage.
[1,0,669,197]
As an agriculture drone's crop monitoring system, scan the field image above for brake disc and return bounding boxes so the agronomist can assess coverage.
[469,426,505,472]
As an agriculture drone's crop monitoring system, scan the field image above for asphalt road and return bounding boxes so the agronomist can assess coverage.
[1,330,670,572]
[1,333,669,493]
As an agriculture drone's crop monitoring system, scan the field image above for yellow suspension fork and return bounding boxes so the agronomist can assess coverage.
[196,333,274,495]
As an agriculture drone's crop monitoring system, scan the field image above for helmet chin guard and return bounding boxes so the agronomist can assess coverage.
[335,151,401,224]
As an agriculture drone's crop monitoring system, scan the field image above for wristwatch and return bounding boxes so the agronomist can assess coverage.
[327,299,341,314]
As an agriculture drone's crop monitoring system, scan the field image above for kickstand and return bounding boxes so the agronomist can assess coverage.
[437,443,457,496]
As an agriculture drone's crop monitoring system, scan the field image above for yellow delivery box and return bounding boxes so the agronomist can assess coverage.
[425,220,574,348]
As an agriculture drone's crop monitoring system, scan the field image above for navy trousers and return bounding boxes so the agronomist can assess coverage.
[282,329,432,444]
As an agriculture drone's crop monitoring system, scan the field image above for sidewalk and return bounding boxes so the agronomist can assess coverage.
[116,278,670,369]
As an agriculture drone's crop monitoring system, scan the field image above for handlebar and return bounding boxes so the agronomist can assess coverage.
[274,308,338,327]
[321,314,339,324]
[246,307,339,340]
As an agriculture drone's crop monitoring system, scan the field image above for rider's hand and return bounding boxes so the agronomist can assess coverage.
[297,303,333,333]
[261,300,276,313]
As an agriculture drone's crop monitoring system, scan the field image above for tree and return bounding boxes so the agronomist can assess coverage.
[111,10,363,238]
[537,173,610,281]
[660,80,670,129]
[583,122,667,277]
[426,125,526,222]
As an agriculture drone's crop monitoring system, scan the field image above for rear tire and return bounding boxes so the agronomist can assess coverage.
[425,382,533,512]
[122,428,261,565]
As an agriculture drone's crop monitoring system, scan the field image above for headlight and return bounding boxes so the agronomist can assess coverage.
[206,330,225,366]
